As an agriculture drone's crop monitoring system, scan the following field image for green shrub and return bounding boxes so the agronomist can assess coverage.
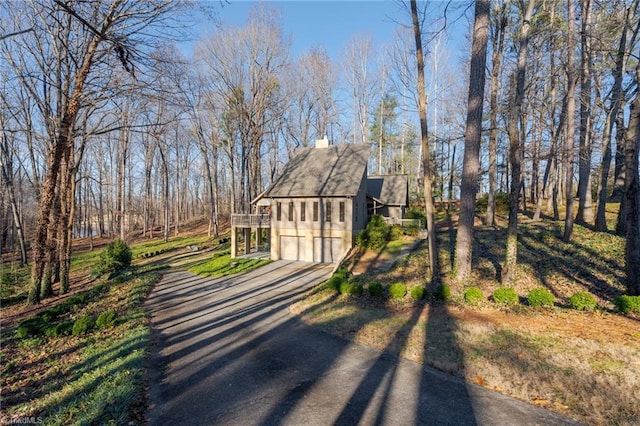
[97,239,132,275]
[339,281,363,295]
[410,286,425,300]
[527,288,556,308]
[355,229,369,247]
[404,208,426,228]
[568,291,598,311]
[368,281,384,297]
[96,311,117,329]
[492,287,519,306]
[72,315,95,336]
[367,227,389,250]
[434,284,452,301]
[389,282,407,299]
[17,316,46,338]
[613,295,640,314]
[44,321,73,337]
[325,276,343,292]
[464,287,484,305]
[389,225,404,241]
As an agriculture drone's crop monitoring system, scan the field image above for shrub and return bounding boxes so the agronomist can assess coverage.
[464,287,484,305]
[389,225,404,241]
[410,286,425,300]
[389,282,407,299]
[17,316,46,338]
[568,291,598,312]
[614,295,640,314]
[97,239,132,275]
[527,288,556,308]
[96,311,117,329]
[325,276,343,292]
[367,226,389,250]
[72,315,95,336]
[45,321,73,337]
[492,287,519,306]
[368,281,384,297]
[404,208,426,228]
[339,281,363,295]
[434,284,452,301]
[355,229,368,247]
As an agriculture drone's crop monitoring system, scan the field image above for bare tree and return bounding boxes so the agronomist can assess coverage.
[410,0,438,282]
[486,2,508,227]
[624,64,640,295]
[454,0,490,283]
[503,0,535,285]
[563,0,578,242]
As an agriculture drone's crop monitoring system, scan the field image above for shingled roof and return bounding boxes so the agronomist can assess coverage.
[366,175,409,207]
[263,144,370,198]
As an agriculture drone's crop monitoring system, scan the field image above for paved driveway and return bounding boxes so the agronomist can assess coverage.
[146,261,578,425]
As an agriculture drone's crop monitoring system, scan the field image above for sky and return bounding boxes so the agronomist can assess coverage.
[193,0,470,64]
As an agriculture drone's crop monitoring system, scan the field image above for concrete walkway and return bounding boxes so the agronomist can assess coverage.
[146,261,580,425]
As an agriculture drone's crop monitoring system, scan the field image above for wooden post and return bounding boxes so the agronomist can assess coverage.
[231,226,237,258]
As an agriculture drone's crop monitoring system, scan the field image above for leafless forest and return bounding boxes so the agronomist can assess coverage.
[1,0,638,303]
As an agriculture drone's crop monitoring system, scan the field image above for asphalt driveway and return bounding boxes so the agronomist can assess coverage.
[146,260,578,425]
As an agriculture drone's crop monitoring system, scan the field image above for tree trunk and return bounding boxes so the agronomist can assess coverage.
[411,0,438,282]
[563,0,578,243]
[576,0,594,225]
[624,64,640,295]
[503,0,534,286]
[455,0,490,282]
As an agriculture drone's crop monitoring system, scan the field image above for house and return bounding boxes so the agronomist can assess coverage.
[366,175,409,223]
[230,139,408,263]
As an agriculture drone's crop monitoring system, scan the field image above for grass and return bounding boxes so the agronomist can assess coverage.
[188,251,270,277]
[0,231,246,425]
[291,207,640,426]
[1,270,158,424]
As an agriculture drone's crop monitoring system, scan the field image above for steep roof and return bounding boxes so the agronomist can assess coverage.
[367,175,409,207]
[264,144,370,198]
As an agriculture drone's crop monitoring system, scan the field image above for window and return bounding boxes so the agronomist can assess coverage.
[300,202,306,222]
[313,201,319,221]
[276,202,282,221]
[326,201,332,222]
[288,201,294,221]
[339,201,345,222]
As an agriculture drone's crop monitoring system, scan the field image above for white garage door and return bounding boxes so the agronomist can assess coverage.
[280,236,305,261]
[313,237,343,263]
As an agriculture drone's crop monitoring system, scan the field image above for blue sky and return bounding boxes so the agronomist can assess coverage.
[204,1,469,62]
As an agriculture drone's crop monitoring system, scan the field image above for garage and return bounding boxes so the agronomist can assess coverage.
[280,236,305,261]
[313,237,343,263]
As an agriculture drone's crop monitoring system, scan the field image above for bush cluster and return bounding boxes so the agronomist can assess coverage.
[356,215,402,250]
[568,291,598,311]
[492,287,519,306]
[464,287,484,305]
[368,281,384,297]
[72,315,95,336]
[389,282,407,299]
[410,286,425,300]
[96,311,117,329]
[97,239,132,275]
[527,288,556,308]
[16,293,90,339]
[614,295,640,314]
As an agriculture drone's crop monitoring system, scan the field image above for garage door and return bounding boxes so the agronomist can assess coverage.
[280,236,305,261]
[313,237,343,263]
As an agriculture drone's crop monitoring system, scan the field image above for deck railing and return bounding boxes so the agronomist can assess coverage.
[231,213,271,227]
[383,217,423,229]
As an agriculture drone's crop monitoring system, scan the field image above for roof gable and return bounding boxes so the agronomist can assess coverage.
[264,144,370,198]
[367,175,409,206]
